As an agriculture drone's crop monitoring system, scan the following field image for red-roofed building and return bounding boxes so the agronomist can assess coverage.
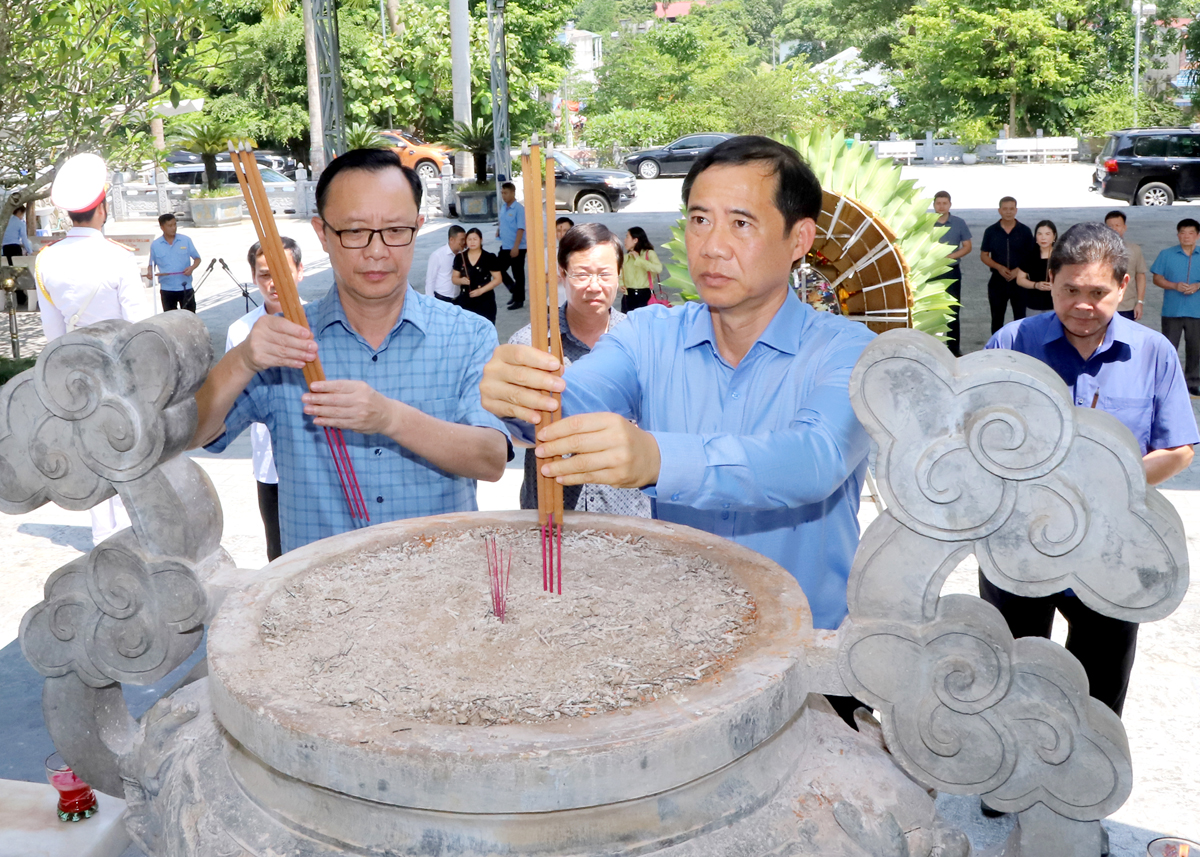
[655,1,708,21]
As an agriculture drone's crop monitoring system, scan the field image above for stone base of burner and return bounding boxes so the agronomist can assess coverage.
[120,679,968,857]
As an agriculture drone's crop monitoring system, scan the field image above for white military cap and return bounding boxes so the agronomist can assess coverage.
[50,153,109,213]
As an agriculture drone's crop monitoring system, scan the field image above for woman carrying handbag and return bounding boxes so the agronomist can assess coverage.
[451,227,502,324]
[620,226,663,312]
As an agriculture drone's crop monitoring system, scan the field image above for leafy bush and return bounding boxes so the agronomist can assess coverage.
[951,116,995,152]
[0,357,35,385]
[1082,83,1183,135]
[585,108,670,152]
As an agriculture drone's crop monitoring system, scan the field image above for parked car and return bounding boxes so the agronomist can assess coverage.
[166,163,294,187]
[1091,127,1200,206]
[623,133,737,180]
[382,130,451,182]
[167,149,295,176]
[551,150,636,214]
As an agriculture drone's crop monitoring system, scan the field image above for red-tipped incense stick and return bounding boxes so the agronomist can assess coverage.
[487,535,511,622]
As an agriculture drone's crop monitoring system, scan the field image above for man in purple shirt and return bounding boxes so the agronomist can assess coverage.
[986,221,1198,717]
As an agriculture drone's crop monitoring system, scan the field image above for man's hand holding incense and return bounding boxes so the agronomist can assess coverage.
[480,344,565,425]
[535,412,661,490]
[302,380,391,433]
[242,314,318,372]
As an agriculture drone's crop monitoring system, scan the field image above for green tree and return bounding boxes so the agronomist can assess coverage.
[0,0,219,229]
[891,0,1098,135]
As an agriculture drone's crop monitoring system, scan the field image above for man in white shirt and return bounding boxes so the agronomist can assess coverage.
[35,153,152,545]
[225,236,304,562]
[424,224,466,303]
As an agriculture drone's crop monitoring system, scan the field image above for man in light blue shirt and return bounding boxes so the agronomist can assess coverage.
[496,181,527,309]
[148,213,201,312]
[1150,217,1200,395]
[3,203,33,307]
[481,136,875,632]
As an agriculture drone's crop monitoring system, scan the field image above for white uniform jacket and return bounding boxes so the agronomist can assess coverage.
[35,227,151,338]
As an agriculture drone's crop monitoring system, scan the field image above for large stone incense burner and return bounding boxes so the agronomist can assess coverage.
[1,313,1189,857]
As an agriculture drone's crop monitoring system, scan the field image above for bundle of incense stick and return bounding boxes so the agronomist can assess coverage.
[520,137,564,595]
[227,142,370,525]
[486,535,511,623]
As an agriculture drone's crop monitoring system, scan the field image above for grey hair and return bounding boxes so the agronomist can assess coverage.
[1048,222,1129,284]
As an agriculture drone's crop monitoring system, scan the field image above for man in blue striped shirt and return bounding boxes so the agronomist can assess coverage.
[481,136,875,633]
[190,149,509,553]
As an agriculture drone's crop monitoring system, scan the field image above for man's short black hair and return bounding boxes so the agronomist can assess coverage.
[447,224,466,238]
[556,217,574,228]
[315,148,422,218]
[1177,218,1200,233]
[13,204,26,215]
[158,213,176,227]
[933,190,951,202]
[681,135,821,233]
[247,236,303,272]
[1104,210,1126,224]
[501,181,516,193]
[557,222,624,272]
[68,201,103,224]
[999,196,1017,206]
[1049,222,1128,283]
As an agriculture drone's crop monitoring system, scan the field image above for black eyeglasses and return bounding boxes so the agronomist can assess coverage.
[322,222,417,249]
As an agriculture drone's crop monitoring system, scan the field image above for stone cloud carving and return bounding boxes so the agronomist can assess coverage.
[839,331,1188,853]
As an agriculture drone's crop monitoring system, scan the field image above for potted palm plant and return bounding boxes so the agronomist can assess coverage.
[440,117,497,222]
[175,116,248,227]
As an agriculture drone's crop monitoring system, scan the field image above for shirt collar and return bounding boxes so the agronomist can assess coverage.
[1041,310,1126,355]
[312,283,427,342]
[683,290,805,357]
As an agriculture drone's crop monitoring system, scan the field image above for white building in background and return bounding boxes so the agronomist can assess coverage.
[561,22,603,86]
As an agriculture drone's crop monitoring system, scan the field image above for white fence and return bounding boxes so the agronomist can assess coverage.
[866,134,1084,165]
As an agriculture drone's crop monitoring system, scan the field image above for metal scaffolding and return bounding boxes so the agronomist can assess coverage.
[486,0,511,189]
[312,0,346,166]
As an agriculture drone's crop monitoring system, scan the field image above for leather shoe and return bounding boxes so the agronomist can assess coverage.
[1189,385,1200,397]
[506,301,523,310]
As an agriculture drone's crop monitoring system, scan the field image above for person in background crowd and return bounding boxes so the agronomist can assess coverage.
[35,153,152,546]
[1014,220,1057,315]
[148,213,202,312]
[987,221,1197,718]
[1151,218,1200,396]
[620,226,663,313]
[3,203,33,307]
[931,191,972,356]
[980,196,1035,333]
[509,223,651,518]
[496,182,526,310]
[1104,211,1148,321]
[556,217,575,241]
[425,224,466,304]
[225,237,305,561]
[190,148,509,554]
[452,227,502,324]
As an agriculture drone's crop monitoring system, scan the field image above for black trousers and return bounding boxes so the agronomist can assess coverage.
[497,249,526,304]
[621,288,651,313]
[1162,316,1200,389]
[256,481,282,562]
[938,268,963,356]
[979,572,1138,716]
[2,244,27,305]
[161,288,197,313]
[988,276,1026,334]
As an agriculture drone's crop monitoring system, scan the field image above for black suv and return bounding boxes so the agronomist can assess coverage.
[1091,127,1200,206]
[550,150,637,214]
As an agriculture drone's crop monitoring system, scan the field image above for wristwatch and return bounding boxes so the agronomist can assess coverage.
[1137,300,1144,304]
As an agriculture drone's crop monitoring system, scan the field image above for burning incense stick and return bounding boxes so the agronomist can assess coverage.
[486,535,511,622]
[227,142,370,525]
[520,137,565,594]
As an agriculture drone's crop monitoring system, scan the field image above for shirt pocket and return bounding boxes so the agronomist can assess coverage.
[1098,395,1153,450]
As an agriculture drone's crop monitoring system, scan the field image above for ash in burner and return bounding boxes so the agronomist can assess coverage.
[256,528,756,727]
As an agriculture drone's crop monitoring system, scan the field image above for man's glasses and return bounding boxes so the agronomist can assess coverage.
[566,271,618,286]
[322,222,417,249]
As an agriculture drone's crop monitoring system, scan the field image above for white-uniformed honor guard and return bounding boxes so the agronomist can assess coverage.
[35,153,152,544]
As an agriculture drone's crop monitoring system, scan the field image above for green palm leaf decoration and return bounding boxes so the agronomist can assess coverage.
[661,130,957,337]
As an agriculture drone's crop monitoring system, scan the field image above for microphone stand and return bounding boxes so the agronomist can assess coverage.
[219,258,259,313]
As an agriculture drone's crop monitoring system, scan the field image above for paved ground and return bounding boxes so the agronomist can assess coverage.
[3,162,1199,854]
